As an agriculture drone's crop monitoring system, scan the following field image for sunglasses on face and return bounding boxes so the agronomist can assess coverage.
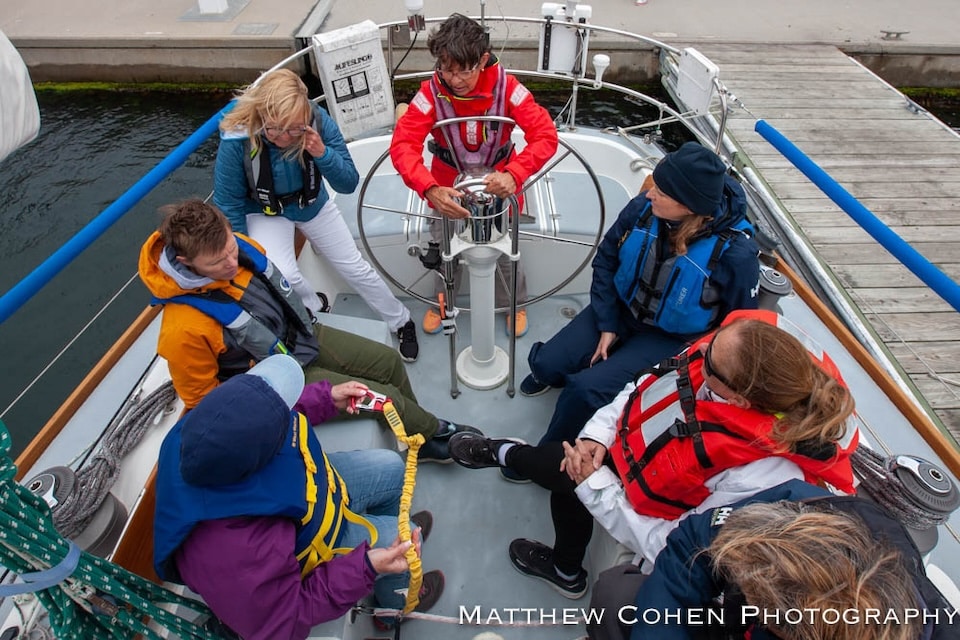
[703,337,735,390]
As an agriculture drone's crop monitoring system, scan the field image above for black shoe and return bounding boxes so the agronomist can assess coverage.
[519,374,550,397]
[397,319,419,362]
[508,538,588,600]
[410,510,433,543]
[418,423,483,464]
[417,437,454,464]
[433,420,482,440]
[448,432,526,470]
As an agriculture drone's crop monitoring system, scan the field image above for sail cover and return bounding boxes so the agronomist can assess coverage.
[0,30,40,162]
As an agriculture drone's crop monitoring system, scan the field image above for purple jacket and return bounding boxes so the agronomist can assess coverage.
[174,381,375,639]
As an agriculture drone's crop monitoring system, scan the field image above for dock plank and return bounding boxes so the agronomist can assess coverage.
[861,312,960,343]
[846,287,955,314]
[816,242,960,265]
[699,43,960,444]
[791,210,960,228]
[804,226,960,244]
[910,378,960,410]
[888,342,960,374]
[833,264,960,288]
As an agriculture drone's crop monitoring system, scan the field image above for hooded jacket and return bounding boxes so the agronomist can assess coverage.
[591,175,760,337]
[138,231,317,409]
[631,480,955,640]
[390,56,558,197]
[154,377,367,584]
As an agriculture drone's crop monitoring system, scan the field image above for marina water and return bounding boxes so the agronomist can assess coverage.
[0,90,227,457]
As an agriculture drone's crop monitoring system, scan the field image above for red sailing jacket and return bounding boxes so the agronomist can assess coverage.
[608,309,860,519]
[390,59,558,198]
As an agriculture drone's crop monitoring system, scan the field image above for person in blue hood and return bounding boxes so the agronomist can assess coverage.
[153,354,444,639]
[517,142,761,457]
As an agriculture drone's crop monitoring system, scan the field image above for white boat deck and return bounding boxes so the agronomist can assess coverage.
[692,43,960,443]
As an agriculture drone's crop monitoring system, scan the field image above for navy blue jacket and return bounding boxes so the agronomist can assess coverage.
[631,480,952,640]
[591,175,759,337]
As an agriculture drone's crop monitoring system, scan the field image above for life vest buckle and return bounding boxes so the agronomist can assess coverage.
[668,418,692,438]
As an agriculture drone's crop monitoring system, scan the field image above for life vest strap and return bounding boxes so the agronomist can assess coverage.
[675,354,713,469]
[427,139,512,171]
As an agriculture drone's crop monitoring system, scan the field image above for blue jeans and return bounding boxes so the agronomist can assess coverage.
[328,449,409,612]
[528,304,688,443]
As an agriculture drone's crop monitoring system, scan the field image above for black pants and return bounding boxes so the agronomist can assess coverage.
[504,441,596,575]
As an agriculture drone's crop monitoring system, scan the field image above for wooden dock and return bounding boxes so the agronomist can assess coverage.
[696,44,960,443]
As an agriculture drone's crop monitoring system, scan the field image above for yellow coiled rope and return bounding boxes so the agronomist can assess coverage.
[380,400,425,614]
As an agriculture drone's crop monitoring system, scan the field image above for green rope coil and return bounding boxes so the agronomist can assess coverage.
[0,420,231,639]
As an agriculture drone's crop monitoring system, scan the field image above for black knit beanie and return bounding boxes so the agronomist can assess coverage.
[651,142,726,216]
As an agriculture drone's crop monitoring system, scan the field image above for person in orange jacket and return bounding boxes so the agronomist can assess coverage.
[390,13,559,338]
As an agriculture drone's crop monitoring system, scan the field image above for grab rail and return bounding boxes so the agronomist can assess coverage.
[0,103,234,325]
[755,119,960,313]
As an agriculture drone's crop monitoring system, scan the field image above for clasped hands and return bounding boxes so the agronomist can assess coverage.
[560,438,608,484]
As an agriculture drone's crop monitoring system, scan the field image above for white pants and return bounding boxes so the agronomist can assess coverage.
[246,200,411,331]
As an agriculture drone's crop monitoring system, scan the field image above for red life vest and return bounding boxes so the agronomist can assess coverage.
[608,309,860,520]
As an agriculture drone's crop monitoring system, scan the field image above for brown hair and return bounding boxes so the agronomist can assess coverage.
[670,215,710,255]
[158,199,231,260]
[427,13,490,69]
[219,68,313,162]
[710,501,921,640]
[719,319,855,450]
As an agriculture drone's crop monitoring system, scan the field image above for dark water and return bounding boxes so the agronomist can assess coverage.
[0,87,957,459]
[0,91,229,457]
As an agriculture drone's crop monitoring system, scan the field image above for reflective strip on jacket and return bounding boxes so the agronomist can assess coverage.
[609,309,860,519]
[390,59,558,198]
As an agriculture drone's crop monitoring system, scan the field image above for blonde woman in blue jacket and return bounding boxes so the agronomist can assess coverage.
[214,69,419,361]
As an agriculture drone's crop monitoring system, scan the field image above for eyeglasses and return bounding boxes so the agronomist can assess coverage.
[436,63,480,81]
[263,125,308,138]
[703,338,735,389]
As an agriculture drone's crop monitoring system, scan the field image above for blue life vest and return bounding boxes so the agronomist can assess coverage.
[151,235,319,370]
[154,412,374,583]
[613,202,754,335]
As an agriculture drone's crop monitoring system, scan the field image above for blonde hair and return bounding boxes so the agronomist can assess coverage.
[710,501,921,640]
[720,319,855,450]
[220,68,314,162]
[670,215,710,255]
